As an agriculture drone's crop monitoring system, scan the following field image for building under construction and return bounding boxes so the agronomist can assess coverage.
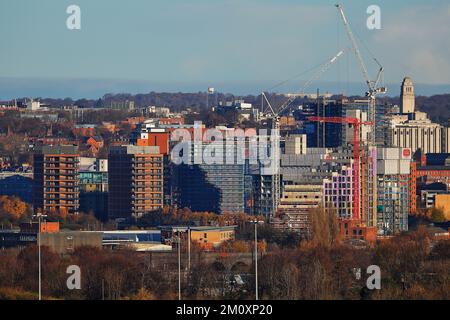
[376,147,413,235]
[264,4,420,242]
[173,140,248,214]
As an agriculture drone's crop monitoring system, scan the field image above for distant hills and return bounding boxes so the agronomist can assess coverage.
[2,82,449,125]
[1,77,449,99]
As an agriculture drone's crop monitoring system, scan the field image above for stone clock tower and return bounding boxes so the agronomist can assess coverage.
[400,77,415,114]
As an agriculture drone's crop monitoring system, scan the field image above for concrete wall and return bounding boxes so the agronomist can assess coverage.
[41,232,102,255]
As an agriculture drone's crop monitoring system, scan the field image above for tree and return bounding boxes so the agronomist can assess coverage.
[0,249,18,288]
[16,245,64,297]
[0,134,29,166]
[124,287,156,300]
[0,196,31,223]
[430,207,447,223]
[307,207,340,248]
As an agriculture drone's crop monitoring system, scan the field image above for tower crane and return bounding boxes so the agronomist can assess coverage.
[335,4,386,146]
[261,49,346,129]
[307,116,373,224]
[299,49,345,97]
[336,4,386,233]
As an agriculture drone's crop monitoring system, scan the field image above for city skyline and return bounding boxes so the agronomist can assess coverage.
[0,0,449,304]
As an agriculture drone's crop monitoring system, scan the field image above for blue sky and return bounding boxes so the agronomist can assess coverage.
[1,0,450,98]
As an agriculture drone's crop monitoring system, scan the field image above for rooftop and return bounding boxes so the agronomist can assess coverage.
[34,145,79,155]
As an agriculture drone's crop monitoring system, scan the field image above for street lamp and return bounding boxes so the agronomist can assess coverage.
[251,219,264,300]
[187,227,191,272]
[32,211,47,301]
[177,229,181,301]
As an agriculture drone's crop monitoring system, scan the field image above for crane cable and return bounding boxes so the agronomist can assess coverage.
[264,56,341,93]
[262,51,347,115]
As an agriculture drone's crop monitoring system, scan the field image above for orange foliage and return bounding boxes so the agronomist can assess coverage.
[0,195,30,222]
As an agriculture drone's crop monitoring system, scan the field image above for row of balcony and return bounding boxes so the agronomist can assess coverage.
[45,177,77,181]
[131,177,163,182]
[46,182,78,187]
[131,169,162,174]
[131,194,162,199]
[132,188,162,192]
[132,182,162,187]
[45,164,76,169]
[132,203,162,207]
[45,200,79,205]
[45,171,77,175]
[44,158,79,163]
[45,188,78,193]
[44,195,78,200]
[132,158,162,162]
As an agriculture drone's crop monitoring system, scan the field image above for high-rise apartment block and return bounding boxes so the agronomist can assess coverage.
[108,145,164,220]
[376,147,412,235]
[252,133,281,218]
[33,145,80,215]
[174,141,247,214]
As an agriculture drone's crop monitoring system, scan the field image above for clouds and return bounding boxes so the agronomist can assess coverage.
[372,3,450,84]
[1,0,449,94]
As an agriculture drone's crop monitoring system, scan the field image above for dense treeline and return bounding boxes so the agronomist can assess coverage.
[0,227,448,300]
[28,92,254,112]
[378,95,450,125]
[0,207,448,300]
[13,92,447,125]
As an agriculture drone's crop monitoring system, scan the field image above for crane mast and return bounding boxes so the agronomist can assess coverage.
[335,4,388,233]
[335,4,386,146]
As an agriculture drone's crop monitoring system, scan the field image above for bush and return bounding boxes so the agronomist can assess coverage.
[0,287,39,300]
[431,207,447,223]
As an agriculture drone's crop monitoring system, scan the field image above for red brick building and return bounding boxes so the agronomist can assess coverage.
[108,145,164,219]
[73,125,96,137]
[33,145,80,215]
[136,132,170,155]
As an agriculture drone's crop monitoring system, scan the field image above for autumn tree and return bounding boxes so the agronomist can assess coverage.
[124,287,156,300]
[0,249,18,289]
[0,195,31,223]
[307,207,340,248]
[430,207,447,223]
[16,245,65,297]
[373,228,431,298]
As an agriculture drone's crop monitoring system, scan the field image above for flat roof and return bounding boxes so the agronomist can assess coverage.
[159,225,237,232]
[35,145,79,155]
[417,166,450,171]
[109,145,161,155]
[102,230,160,234]
[75,230,160,234]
